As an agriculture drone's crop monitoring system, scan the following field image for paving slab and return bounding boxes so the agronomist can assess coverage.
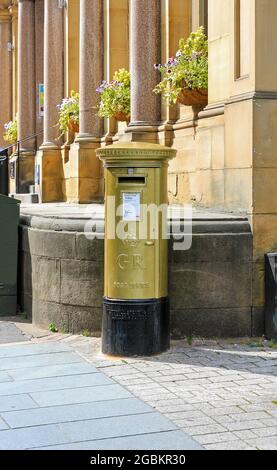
[0,342,72,358]
[0,423,72,450]
[8,361,98,381]
[0,372,12,383]
[0,417,9,430]
[0,394,38,413]
[0,322,30,345]
[57,412,177,443]
[38,430,201,450]
[0,373,113,396]
[0,351,83,370]
[30,383,133,407]
[2,398,153,429]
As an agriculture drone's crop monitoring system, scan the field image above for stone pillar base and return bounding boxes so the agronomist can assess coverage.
[120,123,159,144]
[61,143,71,203]
[38,146,64,202]
[10,193,39,204]
[9,150,36,194]
[67,139,104,204]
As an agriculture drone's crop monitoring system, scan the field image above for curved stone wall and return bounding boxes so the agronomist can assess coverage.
[18,205,255,338]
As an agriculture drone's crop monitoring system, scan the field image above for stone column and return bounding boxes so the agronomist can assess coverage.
[69,0,104,203]
[0,8,12,148]
[16,0,36,193]
[8,1,18,120]
[6,2,17,196]
[39,0,64,202]
[18,0,35,148]
[34,0,44,149]
[79,0,103,139]
[62,0,79,200]
[42,0,64,147]
[129,0,161,130]
[103,0,129,143]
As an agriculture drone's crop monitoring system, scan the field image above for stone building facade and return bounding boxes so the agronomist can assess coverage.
[1,0,277,337]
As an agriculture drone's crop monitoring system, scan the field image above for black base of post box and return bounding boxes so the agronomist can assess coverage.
[265,253,277,340]
[102,297,170,356]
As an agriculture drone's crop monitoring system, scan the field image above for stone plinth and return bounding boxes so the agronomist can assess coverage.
[19,204,253,337]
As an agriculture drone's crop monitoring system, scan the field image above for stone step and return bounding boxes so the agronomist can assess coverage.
[10,193,39,204]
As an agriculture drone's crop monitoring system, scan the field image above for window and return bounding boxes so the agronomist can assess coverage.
[235,0,250,79]
[192,0,208,34]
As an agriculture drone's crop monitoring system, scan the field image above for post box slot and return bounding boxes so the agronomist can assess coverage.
[118,176,146,185]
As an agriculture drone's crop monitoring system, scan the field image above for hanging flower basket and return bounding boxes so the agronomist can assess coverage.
[153,27,208,107]
[96,69,131,120]
[113,111,130,122]
[3,116,17,143]
[67,119,79,133]
[177,88,208,107]
[57,91,79,136]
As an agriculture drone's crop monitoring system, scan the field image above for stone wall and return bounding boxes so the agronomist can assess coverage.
[19,211,255,338]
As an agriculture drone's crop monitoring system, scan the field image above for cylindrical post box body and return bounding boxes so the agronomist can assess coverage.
[97,143,176,356]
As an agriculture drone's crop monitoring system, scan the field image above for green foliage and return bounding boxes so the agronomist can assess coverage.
[96,69,131,119]
[249,340,265,348]
[57,90,79,135]
[187,335,193,346]
[248,339,277,349]
[3,116,17,143]
[48,323,58,333]
[153,27,208,105]
[82,329,90,337]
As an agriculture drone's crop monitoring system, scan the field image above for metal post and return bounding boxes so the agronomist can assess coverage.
[0,148,9,196]
[16,139,20,193]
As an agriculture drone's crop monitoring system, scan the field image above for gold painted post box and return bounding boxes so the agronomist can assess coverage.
[97,142,176,356]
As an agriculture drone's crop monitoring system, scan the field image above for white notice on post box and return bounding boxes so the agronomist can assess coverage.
[122,192,141,221]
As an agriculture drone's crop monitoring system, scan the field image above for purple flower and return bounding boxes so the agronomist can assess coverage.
[154,63,161,70]
[96,80,109,92]
[167,57,178,67]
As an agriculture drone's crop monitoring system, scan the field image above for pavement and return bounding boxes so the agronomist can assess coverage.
[0,318,277,450]
[0,320,200,450]
[0,321,31,344]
